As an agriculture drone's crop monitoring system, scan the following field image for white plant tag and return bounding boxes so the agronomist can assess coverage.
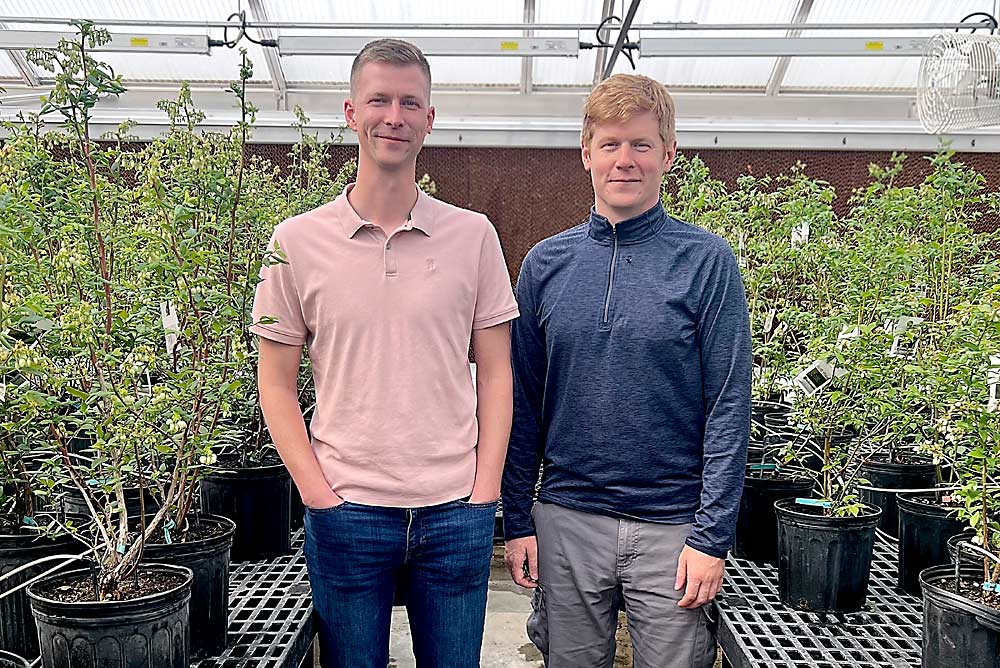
[738,231,748,269]
[0,377,5,402]
[763,308,777,335]
[988,355,1000,413]
[160,301,179,356]
[791,220,810,247]
[884,316,924,336]
[884,316,924,358]
[793,359,846,396]
[837,325,860,350]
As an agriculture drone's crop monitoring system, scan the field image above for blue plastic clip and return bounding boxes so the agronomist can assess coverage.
[983,582,998,593]
[21,516,38,527]
[164,519,175,545]
[750,464,778,471]
[116,544,127,554]
[794,498,832,508]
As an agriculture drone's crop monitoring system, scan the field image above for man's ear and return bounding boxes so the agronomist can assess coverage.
[581,142,592,172]
[662,137,678,172]
[344,98,358,132]
[426,105,436,134]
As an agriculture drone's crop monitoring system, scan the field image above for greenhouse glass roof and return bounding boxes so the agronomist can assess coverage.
[2,0,999,150]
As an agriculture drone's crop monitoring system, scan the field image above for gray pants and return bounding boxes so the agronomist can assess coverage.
[527,502,716,668]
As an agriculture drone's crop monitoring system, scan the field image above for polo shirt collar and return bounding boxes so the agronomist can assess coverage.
[336,182,435,238]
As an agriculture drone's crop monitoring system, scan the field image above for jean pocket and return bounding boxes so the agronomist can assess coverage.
[458,498,500,509]
[306,501,350,516]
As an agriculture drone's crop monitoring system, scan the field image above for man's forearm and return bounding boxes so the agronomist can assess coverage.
[470,364,513,501]
[259,384,339,507]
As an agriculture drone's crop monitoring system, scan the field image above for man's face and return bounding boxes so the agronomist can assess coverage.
[345,62,435,172]
[581,110,676,222]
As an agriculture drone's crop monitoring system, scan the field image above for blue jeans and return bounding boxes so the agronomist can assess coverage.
[303,498,498,668]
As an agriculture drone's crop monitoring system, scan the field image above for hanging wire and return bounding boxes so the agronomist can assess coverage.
[956,11,998,34]
[209,10,277,49]
[579,12,639,68]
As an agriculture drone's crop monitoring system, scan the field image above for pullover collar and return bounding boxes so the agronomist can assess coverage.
[587,202,667,245]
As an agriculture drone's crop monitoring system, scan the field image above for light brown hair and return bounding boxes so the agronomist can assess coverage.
[350,39,432,97]
[581,74,675,146]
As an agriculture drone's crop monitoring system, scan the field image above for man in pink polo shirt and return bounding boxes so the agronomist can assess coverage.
[251,39,518,668]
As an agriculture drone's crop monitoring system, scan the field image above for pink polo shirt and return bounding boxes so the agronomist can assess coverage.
[250,184,519,507]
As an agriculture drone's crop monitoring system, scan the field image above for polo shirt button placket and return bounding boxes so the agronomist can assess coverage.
[385,239,397,277]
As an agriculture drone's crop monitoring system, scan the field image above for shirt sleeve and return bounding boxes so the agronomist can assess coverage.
[472,218,519,330]
[249,227,309,346]
[686,243,752,559]
[501,254,547,540]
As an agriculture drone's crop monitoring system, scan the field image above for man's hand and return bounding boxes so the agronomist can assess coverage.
[504,536,539,589]
[675,544,724,608]
[301,488,344,511]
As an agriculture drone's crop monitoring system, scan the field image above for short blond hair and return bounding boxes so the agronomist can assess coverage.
[350,39,431,97]
[581,74,675,147]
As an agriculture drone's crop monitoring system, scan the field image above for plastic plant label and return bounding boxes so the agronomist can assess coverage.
[738,231,748,268]
[837,324,861,350]
[750,463,778,471]
[0,378,4,402]
[791,220,810,248]
[795,498,832,508]
[763,308,777,335]
[983,582,998,593]
[160,301,179,356]
[116,544,127,554]
[883,316,925,336]
[988,355,1000,414]
[885,316,924,358]
[793,359,845,396]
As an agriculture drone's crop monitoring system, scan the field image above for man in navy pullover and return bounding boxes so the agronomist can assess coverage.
[501,74,751,667]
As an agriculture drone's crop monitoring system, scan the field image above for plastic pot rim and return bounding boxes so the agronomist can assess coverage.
[26,562,193,614]
[774,498,883,528]
[920,563,1000,632]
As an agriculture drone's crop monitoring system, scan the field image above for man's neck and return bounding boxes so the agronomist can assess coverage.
[348,163,419,235]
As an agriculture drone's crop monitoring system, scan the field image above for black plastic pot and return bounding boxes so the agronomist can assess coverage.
[897,492,966,596]
[920,564,1000,668]
[289,487,305,530]
[27,563,192,668]
[61,485,158,519]
[0,650,30,668]
[140,514,235,659]
[200,463,291,561]
[858,457,937,537]
[775,498,882,613]
[0,530,79,659]
[733,473,814,566]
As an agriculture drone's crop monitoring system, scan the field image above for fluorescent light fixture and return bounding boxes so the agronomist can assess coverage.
[279,35,578,57]
[639,37,928,58]
[0,30,211,54]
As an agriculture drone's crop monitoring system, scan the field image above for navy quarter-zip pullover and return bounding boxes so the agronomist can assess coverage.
[501,202,751,558]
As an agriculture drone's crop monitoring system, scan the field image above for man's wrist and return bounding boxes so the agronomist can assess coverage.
[468,486,501,503]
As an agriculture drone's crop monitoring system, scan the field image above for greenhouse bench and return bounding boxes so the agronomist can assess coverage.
[716,535,923,668]
[193,530,315,668]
